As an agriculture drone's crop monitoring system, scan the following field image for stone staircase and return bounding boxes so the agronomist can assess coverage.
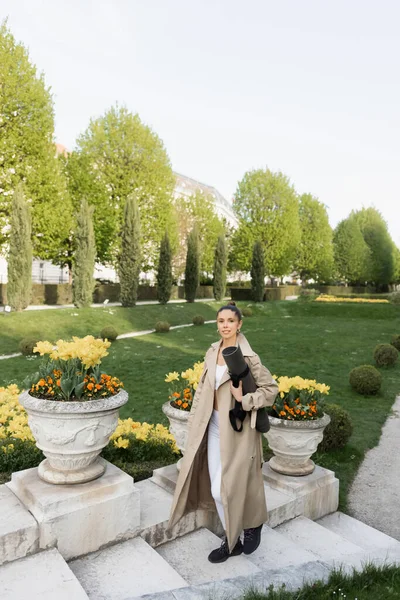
[1,466,400,600]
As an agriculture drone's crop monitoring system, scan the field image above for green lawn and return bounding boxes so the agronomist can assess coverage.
[1,300,399,510]
[0,301,219,355]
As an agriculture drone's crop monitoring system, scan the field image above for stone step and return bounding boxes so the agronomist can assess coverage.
[132,561,331,599]
[0,548,89,600]
[0,484,39,566]
[137,479,173,530]
[276,516,363,562]
[265,484,300,528]
[245,524,318,570]
[156,528,260,586]
[317,511,400,552]
[69,536,188,600]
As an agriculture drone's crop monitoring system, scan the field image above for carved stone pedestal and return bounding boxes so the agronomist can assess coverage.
[6,460,140,560]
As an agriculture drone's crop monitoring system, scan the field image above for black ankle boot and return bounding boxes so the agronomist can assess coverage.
[243,524,263,555]
[208,537,243,563]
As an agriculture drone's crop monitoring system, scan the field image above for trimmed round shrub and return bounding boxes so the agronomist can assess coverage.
[192,315,205,326]
[100,326,118,341]
[391,334,400,352]
[19,338,40,356]
[374,343,398,367]
[242,307,253,317]
[319,404,353,452]
[155,321,170,333]
[389,291,400,305]
[349,365,382,395]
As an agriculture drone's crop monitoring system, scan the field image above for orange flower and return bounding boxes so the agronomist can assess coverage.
[87,383,94,391]
[47,377,53,385]
[182,402,188,409]
[301,411,305,416]
[56,380,61,387]
[173,392,181,398]
[38,379,46,387]
[95,384,102,390]
[177,400,182,406]
[280,410,286,416]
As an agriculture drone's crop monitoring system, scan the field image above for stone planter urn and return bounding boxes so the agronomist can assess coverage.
[162,401,189,471]
[264,413,331,476]
[20,389,128,485]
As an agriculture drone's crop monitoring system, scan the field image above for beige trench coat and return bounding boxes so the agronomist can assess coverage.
[168,333,279,552]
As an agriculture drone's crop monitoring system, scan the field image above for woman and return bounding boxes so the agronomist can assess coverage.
[168,303,278,563]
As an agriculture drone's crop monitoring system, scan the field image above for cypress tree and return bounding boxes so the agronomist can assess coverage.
[157,230,173,305]
[251,240,265,302]
[184,225,200,303]
[213,235,227,301]
[7,184,32,311]
[73,199,96,308]
[118,194,141,307]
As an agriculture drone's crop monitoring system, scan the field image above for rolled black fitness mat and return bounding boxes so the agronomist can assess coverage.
[222,345,257,432]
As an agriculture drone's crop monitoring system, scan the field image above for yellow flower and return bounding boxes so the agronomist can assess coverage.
[165,372,180,383]
[33,341,54,356]
[113,436,129,449]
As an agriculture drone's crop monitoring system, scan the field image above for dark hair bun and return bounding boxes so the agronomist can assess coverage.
[228,301,237,306]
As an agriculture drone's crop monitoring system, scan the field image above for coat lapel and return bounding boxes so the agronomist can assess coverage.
[205,342,219,389]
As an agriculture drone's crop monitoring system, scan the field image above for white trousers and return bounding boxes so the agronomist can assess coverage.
[207,410,226,529]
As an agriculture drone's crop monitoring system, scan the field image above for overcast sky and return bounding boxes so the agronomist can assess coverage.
[3,0,400,245]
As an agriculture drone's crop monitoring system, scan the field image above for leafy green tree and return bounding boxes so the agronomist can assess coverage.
[66,105,176,269]
[73,200,96,308]
[184,225,200,302]
[157,230,173,305]
[392,245,400,285]
[295,194,334,283]
[351,208,394,287]
[0,20,72,261]
[7,185,32,311]
[230,169,300,276]
[118,194,141,307]
[173,190,226,277]
[333,218,370,284]
[213,235,227,301]
[251,241,265,302]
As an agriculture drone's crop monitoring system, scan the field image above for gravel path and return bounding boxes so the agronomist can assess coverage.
[348,395,400,539]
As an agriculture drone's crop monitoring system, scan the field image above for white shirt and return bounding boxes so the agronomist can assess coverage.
[215,364,227,390]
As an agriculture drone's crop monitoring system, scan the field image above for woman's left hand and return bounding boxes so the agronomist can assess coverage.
[230,380,243,402]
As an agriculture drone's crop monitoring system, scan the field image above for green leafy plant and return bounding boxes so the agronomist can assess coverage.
[213,234,227,301]
[270,376,330,421]
[155,321,170,333]
[318,404,353,451]
[192,315,205,326]
[374,343,398,367]
[156,230,173,305]
[100,326,118,341]
[349,365,382,395]
[251,240,265,302]
[184,225,200,303]
[19,338,40,356]
[23,336,123,401]
[391,334,400,351]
